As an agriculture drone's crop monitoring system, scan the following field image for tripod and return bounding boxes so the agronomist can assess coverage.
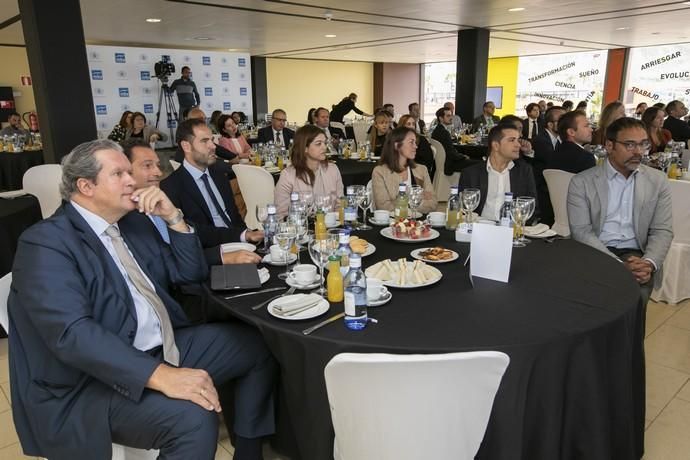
[155,81,178,143]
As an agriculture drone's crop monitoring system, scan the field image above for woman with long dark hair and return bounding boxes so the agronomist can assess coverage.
[216,114,252,158]
[642,106,672,154]
[398,114,435,180]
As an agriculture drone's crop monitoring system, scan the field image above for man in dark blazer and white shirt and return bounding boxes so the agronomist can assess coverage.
[662,100,690,146]
[161,119,264,266]
[547,109,596,174]
[531,106,565,225]
[459,124,538,222]
[256,109,294,146]
[8,139,276,459]
[521,102,544,141]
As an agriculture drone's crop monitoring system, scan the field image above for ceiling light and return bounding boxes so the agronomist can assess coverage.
[651,32,660,35]
[325,34,337,38]
[615,27,630,30]
[145,18,161,23]
[508,7,525,12]
[194,36,213,40]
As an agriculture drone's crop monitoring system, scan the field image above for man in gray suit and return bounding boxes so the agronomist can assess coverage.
[567,117,673,305]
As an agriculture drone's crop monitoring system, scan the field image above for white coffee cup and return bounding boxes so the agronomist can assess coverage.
[292,264,317,284]
[270,244,285,261]
[366,278,388,301]
[428,211,445,226]
[325,212,338,227]
[373,210,389,223]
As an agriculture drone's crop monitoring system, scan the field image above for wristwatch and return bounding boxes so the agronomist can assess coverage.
[165,208,185,226]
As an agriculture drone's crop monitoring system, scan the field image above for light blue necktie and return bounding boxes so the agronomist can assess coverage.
[151,215,170,244]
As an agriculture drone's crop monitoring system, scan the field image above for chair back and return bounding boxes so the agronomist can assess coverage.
[543,169,575,236]
[668,180,690,243]
[330,121,346,133]
[22,164,63,218]
[429,138,460,201]
[366,180,375,211]
[352,121,370,146]
[0,272,11,334]
[169,159,181,171]
[325,351,510,460]
[112,444,158,460]
[232,164,276,229]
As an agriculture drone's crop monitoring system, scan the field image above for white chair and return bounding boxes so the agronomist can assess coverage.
[366,180,375,212]
[232,164,276,229]
[324,351,510,460]
[22,164,63,218]
[0,273,11,334]
[430,138,460,202]
[169,159,181,171]
[352,121,370,146]
[652,180,690,304]
[543,169,575,237]
[111,445,158,460]
[330,121,346,133]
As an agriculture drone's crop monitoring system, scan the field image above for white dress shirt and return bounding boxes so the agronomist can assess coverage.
[71,201,163,352]
[599,160,639,250]
[527,117,539,138]
[482,160,514,221]
[273,129,284,146]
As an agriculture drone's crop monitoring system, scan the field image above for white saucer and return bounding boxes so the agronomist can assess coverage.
[268,295,330,320]
[370,218,391,226]
[262,253,298,266]
[367,290,392,307]
[286,273,322,290]
[221,242,257,253]
[325,221,340,228]
[525,229,558,239]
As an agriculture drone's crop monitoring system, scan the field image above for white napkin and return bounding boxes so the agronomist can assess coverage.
[272,294,322,315]
[257,268,270,283]
[523,223,549,236]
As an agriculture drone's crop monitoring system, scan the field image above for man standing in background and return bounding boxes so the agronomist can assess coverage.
[169,66,201,122]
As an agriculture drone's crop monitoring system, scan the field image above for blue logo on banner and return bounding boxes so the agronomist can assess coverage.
[96,105,107,115]
[91,70,103,80]
[238,58,246,67]
[240,87,247,96]
[204,87,213,96]
[221,72,229,81]
[140,71,150,80]
[223,102,232,111]
[114,53,126,63]
[144,104,154,114]
[119,88,130,97]
[167,119,177,129]
[202,56,211,65]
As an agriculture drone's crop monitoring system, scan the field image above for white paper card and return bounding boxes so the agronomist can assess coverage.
[470,223,513,283]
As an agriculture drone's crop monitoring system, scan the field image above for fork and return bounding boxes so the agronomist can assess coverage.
[251,286,296,310]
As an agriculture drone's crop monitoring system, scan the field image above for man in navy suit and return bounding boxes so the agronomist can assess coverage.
[531,106,565,225]
[8,139,276,459]
[256,109,294,147]
[161,119,264,266]
[521,102,544,141]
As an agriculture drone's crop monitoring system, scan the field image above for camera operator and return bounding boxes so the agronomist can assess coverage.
[169,66,200,122]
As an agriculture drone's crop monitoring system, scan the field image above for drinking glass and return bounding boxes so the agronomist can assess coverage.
[308,234,338,296]
[292,214,309,261]
[461,188,480,223]
[275,222,297,280]
[356,186,372,230]
[408,185,423,222]
[314,194,333,213]
[300,191,315,217]
[509,200,526,248]
[350,185,366,228]
[516,196,536,244]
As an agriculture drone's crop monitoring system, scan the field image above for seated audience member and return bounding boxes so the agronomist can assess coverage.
[432,107,476,175]
[459,123,538,222]
[217,114,252,159]
[546,101,554,109]
[642,106,672,154]
[209,110,222,134]
[161,119,264,265]
[443,101,463,131]
[408,102,426,134]
[538,100,547,122]
[8,139,276,460]
[562,100,574,112]
[372,126,437,213]
[230,111,242,125]
[547,110,595,174]
[174,108,236,165]
[257,109,294,146]
[368,112,391,156]
[568,117,673,305]
[125,112,167,144]
[0,111,28,137]
[471,101,500,132]
[330,93,370,123]
[274,124,344,218]
[531,106,566,225]
[662,100,690,146]
[521,103,543,141]
[306,107,317,125]
[124,138,260,266]
[635,102,648,117]
[575,101,588,114]
[314,107,346,140]
[592,101,625,145]
[108,110,133,143]
[500,114,535,161]
[652,102,666,111]
[399,114,435,179]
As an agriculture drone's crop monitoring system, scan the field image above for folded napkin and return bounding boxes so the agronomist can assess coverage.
[523,223,549,236]
[257,268,269,283]
[272,294,322,316]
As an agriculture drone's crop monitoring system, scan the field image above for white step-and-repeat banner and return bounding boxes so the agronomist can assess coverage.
[86,45,252,146]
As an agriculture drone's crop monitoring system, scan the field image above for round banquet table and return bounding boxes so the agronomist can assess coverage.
[454,142,488,160]
[211,228,645,460]
[0,150,44,191]
[269,158,377,187]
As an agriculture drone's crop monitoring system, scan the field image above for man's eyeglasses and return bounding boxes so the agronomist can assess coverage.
[273,118,287,122]
[611,139,651,152]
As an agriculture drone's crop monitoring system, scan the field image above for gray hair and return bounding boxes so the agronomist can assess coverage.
[60,139,123,201]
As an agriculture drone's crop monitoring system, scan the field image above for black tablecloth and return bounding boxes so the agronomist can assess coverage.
[270,158,376,187]
[0,194,42,337]
[454,143,488,160]
[0,150,44,191]
[211,230,645,460]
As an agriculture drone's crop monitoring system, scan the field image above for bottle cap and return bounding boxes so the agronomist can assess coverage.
[267,204,276,214]
[328,255,341,262]
[290,192,299,202]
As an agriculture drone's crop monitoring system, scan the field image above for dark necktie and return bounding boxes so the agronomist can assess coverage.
[200,173,232,228]
[532,120,538,138]
[275,131,282,145]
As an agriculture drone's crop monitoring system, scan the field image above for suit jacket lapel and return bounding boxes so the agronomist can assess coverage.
[478,166,489,212]
[180,166,214,223]
[593,165,608,232]
[633,169,645,242]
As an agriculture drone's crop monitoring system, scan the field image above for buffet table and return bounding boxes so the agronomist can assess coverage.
[211,228,645,460]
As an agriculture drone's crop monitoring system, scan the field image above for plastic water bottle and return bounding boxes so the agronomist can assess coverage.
[446,185,461,230]
[287,192,302,222]
[393,183,408,219]
[344,186,358,228]
[335,231,352,276]
[499,193,513,227]
[263,204,279,251]
[343,254,367,330]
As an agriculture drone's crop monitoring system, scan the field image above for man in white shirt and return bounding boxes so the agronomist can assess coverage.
[521,103,543,141]
[408,102,426,134]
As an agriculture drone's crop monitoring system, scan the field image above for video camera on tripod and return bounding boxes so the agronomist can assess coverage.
[153,56,175,84]
[152,56,178,134]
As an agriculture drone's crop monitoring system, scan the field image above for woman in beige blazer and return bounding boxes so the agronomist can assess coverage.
[372,126,437,213]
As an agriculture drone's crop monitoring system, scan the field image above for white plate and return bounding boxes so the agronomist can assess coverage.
[326,221,340,229]
[410,248,459,264]
[367,290,392,307]
[526,229,558,239]
[286,273,322,290]
[352,242,376,257]
[221,242,257,253]
[369,218,392,226]
[262,253,298,266]
[268,294,330,320]
[380,227,440,243]
[365,260,442,289]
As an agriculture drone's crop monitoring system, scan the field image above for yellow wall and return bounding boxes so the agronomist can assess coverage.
[266,58,373,124]
[487,57,518,117]
[0,46,37,119]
